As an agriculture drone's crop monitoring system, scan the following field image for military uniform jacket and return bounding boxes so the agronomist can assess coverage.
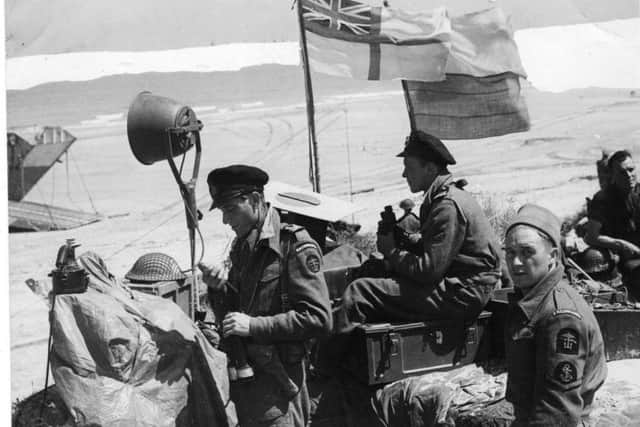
[387,174,502,316]
[225,207,332,342]
[216,207,332,426]
[505,266,607,426]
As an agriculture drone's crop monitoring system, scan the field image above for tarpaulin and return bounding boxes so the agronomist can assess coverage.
[49,251,237,427]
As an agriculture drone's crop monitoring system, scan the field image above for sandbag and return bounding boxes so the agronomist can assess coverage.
[49,251,237,427]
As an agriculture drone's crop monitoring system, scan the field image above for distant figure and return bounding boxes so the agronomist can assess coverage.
[595,149,611,191]
[396,198,421,235]
[504,204,607,424]
[585,149,640,297]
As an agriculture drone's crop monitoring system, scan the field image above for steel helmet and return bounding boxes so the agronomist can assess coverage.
[125,252,186,282]
[399,199,415,210]
[577,247,613,274]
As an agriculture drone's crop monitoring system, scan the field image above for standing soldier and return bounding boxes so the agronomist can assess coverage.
[504,204,607,425]
[200,165,332,427]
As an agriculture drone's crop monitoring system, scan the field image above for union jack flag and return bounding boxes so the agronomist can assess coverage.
[302,0,374,38]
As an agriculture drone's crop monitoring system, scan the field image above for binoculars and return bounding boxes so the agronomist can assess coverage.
[377,205,397,235]
[227,336,254,383]
[377,205,412,250]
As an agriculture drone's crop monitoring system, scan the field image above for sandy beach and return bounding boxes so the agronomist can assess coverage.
[8,78,640,402]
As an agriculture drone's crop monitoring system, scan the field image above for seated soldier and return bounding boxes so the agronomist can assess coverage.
[584,149,640,296]
[333,131,502,336]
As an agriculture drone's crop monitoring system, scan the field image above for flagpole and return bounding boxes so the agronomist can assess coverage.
[295,0,321,193]
[401,80,417,131]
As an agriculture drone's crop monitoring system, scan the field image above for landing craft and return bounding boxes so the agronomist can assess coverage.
[7,126,102,232]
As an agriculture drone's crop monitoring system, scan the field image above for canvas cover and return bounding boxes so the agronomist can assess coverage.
[49,251,237,427]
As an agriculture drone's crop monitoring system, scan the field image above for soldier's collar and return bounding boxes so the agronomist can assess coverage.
[421,173,453,209]
[514,265,564,320]
[256,206,282,255]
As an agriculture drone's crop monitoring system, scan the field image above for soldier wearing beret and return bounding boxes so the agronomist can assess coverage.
[199,165,332,427]
[504,204,607,425]
[331,130,502,341]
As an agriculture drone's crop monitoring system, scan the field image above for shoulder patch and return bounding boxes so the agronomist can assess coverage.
[305,253,322,273]
[553,309,582,320]
[556,328,579,355]
[554,361,577,384]
[295,242,318,254]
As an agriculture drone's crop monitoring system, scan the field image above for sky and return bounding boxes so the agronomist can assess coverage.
[5,18,640,93]
[3,0,640,92]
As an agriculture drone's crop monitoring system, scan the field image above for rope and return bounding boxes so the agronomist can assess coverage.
[35,183,58,230]
[69,150,99,214]
[64,151,80,210]
[39,294,56,419]
[49,163,55,205]
[104,200,206,266]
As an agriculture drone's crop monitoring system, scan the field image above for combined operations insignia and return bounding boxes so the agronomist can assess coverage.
[554,361,577,384]
[556,328,579,355]
[305,254,321,273]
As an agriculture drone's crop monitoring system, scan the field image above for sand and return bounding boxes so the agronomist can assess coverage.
[9,84,640,404]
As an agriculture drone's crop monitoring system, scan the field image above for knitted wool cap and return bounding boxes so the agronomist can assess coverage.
[506,204,562,248]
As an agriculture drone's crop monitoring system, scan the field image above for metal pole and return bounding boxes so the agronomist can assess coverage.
[296,0,321,192]
[343,106,356,224]
[401,80,417,131]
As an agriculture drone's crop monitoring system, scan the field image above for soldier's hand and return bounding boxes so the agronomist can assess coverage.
[222,312,252,337]
[197,321,221,348]
[376,231,396,257]
[198,262,225,291]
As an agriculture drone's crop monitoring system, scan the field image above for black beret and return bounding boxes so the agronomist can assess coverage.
[207,164,269,210]
[396,130,456,165]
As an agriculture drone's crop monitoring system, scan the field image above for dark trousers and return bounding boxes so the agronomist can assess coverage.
[334,274,495,334]
[317,273,496,372]
[231,362,308,427]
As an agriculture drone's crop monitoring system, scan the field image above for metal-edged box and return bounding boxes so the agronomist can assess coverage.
[344,311,492,385]
[128,278,194,319]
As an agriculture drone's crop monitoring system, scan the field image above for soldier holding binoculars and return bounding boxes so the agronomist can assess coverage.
[200,165,332,427]
[333,131,503,334]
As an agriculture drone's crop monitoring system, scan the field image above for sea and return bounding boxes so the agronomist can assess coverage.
[6,64,401,130]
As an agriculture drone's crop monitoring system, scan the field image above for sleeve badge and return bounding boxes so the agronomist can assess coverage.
[556,328,579,355]
[554,361,577,384]
[305,254,321,273]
